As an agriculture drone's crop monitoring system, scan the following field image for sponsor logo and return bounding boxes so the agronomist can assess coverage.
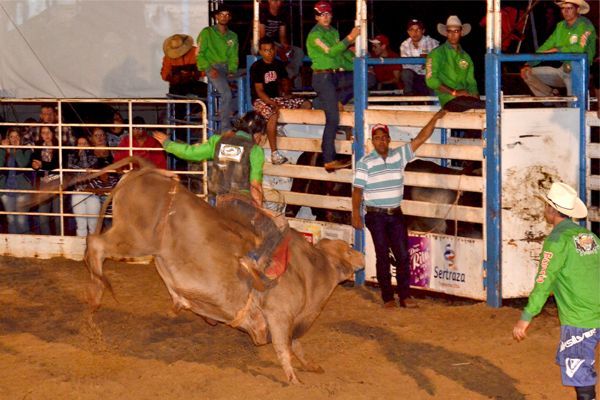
[227,39,234,47]
[569,34,578,45]
[573,233,598,256]
[559,329,597,352]
[433,266,465,283]
[458,59,469,70]
[444,243,455,268]
[565,358,585,378]
[536,251,553,283]
[217,144,244,162]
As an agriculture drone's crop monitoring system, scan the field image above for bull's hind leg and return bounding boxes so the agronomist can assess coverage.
[292,339,324,373]
[84,233,113,310]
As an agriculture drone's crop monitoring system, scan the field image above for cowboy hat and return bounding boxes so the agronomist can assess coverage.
[541,182,587,219]
[437,15,471,37]
[555,0,590,15]
[163,34,194,59]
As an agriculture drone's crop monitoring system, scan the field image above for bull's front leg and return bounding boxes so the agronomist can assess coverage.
[292,339,324,374]
[269,325,301,384]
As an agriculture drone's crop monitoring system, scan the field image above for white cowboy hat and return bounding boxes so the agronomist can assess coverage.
[163,34,194,59]
[437,15,471,37]
[555,0,590,15]
[541,182,588,219]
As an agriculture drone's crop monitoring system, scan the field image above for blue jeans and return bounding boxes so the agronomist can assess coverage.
[312,71,354,163]
[0,194,29,234]
[365,210,411,302]
[401,69,433,96]
[208,63,233,132]
[38,195,60,235]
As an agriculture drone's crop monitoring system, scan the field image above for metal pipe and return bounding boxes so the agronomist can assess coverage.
[252,0,260,55]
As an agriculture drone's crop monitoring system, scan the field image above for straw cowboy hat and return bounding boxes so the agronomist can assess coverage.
[541,182,588,219]
[555,0,590,15]
[437,16,471,37]
[163,34,194,59]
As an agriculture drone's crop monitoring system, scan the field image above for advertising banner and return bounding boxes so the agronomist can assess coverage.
[365,231,485,300]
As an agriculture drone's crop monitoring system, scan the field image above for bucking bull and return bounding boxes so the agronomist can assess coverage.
[65,157,364,384]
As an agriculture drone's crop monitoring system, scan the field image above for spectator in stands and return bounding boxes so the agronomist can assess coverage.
[520,0,596,97]
[197,5,238,133]
[0,128,32,234]
[369,34,403,91]
[593,57,600,118]
[426,16,485,112]
[400,19,439,95]
[68,135,100,237]
[306,0,360,172]
[113,116,167,169]
[161,34,207,98]
[21,118,38,145]
[107,111,128,147]
[39,103,74,147]
[250,37,311,165]
[31,126,60,235]
[259,0,305,89]
[91,128,113,168]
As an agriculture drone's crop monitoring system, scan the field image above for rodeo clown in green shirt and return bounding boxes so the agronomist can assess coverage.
[513,182,600,400]
[521,0,596,97]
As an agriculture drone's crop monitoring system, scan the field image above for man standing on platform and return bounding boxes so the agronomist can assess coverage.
[352,110,446,309]
[306,0,360,172]
[197,5,239,133]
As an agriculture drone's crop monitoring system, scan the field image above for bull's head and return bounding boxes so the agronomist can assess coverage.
[316,239,365,279]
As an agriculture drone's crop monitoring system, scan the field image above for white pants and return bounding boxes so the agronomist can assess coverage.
[523,66,572,97]
[71,193,101,236]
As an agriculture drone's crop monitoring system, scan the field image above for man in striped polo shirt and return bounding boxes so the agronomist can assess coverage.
[352,110,446,308]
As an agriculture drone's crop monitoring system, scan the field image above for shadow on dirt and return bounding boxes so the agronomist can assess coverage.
[332,320,525,399]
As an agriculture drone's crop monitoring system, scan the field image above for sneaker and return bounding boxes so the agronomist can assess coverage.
[324,159,352,172]
[271,150,289,165]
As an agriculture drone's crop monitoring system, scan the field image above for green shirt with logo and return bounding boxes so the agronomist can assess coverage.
[522,219,600,328]
[197,25,239,73]
[530,16,597,68]
[163,132,264,184]
[306,24,351,71]
[425,42,478,107]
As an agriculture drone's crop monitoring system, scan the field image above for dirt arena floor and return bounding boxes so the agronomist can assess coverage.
[0,256,595,400]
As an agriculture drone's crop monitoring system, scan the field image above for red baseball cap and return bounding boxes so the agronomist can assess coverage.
[371,124,390,136]
[314,1,332,14]
[369,34,390,47]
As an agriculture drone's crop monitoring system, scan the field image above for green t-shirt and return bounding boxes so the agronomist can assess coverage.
[425,42,478,107]
[163,132,264,184]
[196,25,239,73]
[522,219,600,328]
[306,24,351,70]
[530,16,597,67]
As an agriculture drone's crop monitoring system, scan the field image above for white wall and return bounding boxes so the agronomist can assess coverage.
[0,0,208,98]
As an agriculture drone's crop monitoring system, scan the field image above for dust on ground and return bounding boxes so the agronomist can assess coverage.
[0,256,583,399]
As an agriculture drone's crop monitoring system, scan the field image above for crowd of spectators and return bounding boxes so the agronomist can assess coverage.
[0,104,167,236]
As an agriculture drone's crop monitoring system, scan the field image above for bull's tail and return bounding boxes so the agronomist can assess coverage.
[27,156,157,210]
[94,191,114,236]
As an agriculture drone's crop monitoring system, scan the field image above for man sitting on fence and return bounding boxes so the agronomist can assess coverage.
[250,37,311,165]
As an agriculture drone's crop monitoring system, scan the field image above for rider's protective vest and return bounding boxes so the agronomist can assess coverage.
[208,133,253,196]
